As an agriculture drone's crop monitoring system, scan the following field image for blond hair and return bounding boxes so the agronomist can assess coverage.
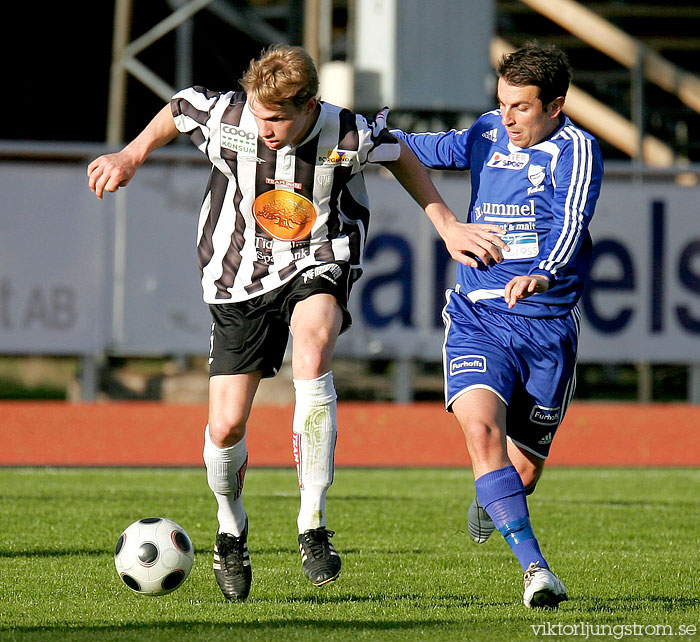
[240,44,319,108]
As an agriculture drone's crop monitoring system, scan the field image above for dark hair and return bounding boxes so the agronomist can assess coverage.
[240,44,319,109]
[497,42,572,106]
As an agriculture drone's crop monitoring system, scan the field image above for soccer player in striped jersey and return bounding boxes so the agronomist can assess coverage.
[87,44,506,601]
[393,43,603,608]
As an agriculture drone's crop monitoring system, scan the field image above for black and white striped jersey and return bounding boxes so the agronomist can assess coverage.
[170,86,401,304]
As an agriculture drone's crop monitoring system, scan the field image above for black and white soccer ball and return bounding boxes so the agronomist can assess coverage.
[114,517,194,596]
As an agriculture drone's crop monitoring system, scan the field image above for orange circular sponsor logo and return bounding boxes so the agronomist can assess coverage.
[252,190,317,241]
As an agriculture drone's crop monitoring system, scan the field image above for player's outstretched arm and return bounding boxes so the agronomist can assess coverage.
[87,105,179,199]
[384,141,507,268]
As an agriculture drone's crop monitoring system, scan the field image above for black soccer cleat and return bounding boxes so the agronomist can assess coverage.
[213,523,252,601]
[298,527,342,586]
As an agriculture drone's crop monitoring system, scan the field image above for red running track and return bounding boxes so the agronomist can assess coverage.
[2,401,698,467]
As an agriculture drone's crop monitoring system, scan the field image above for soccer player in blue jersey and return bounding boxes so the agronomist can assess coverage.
[393,43,603,608]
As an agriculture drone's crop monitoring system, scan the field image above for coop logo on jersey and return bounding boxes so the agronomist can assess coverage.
[449,355,486,375]
[221,124,258,155]
[317,148,357,167]
[527,163,546,194]
[530,405,561,426]
[486,151,529,170]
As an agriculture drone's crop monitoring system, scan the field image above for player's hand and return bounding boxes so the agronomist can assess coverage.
[504,274,550,308]
[371,107,390,136]
[87,151,139,199]
[442,221,508,268]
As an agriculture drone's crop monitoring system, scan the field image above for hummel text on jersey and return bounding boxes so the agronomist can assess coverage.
[473,200,536,220]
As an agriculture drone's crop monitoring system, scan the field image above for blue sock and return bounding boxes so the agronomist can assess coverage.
[474,465,548,571]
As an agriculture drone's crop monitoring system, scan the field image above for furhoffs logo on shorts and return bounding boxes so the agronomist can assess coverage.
[449,355,486,375]
[529,405,561,426]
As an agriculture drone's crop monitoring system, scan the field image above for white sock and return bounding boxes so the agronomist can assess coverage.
[293,371,337,533]
[202,425,248,536]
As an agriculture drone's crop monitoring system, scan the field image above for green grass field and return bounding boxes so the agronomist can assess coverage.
[1,467,698,641]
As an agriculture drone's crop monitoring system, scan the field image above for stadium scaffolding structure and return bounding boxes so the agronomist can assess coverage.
[106,0,700,167]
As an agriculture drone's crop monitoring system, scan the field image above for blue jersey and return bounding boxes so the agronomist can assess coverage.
[395,110,603,318]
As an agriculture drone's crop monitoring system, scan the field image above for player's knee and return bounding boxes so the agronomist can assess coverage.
[292,348,329,380]
[203,427,248,496]
[208,413,246,447]
[461,418,503,457]
[518,463,543,494]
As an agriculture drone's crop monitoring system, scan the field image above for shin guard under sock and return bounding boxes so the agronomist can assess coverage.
[475,465,549,571]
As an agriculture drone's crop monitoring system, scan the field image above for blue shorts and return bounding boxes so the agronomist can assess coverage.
[442,289,580,459]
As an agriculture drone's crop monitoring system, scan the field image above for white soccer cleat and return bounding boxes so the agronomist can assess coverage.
[523,562,568,608]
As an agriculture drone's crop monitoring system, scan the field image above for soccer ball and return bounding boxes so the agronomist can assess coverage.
[114,517,194,596]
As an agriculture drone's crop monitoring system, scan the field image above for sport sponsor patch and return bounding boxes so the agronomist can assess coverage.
[316,148,357,167]
[292,432,303,488]
[265,177,302,190]
[486,151,529,170]
[449,354,486,375]
[475,199,536,220]
[252,189,317,241]
[529,405,561,426]
[500,231,539,260]
[220,124,257,155]
[234,457,248,499]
